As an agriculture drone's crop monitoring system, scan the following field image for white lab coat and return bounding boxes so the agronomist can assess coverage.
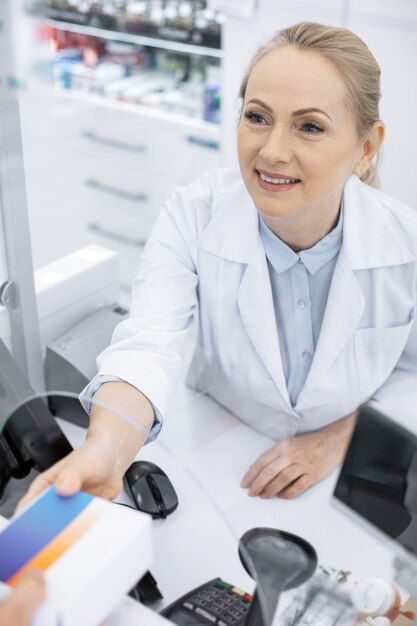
[97,169,417,440]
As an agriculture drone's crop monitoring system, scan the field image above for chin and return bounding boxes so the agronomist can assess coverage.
[260,208,296,219]
[255,197,296,216]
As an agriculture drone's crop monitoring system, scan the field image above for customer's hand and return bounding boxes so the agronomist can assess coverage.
[0,571,45,626]
[241,413,357,499]
[17,382,155,511]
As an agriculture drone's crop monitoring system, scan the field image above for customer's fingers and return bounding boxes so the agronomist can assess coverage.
[0,571,45,626]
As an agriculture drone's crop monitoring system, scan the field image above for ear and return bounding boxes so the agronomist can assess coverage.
[353,121,385,177]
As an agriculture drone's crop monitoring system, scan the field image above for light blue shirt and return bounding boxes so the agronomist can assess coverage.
[259,206,343,407]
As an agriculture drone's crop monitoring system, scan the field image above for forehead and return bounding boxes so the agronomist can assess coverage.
[245,46,349,114]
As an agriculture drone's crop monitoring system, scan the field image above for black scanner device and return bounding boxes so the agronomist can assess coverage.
[124,461,178,519]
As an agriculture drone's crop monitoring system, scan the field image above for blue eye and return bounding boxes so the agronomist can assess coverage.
[301,122,324,134]
[244,111,268,125]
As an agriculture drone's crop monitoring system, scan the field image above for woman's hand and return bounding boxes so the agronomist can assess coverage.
[17,382,154,511]
[17,437,127,511]
[0,571,45,626]
[241,413,357,499]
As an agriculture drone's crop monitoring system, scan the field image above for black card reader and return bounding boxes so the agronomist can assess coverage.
[161,577,252,626]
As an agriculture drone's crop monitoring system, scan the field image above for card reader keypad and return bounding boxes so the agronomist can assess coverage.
[183,579,252,625]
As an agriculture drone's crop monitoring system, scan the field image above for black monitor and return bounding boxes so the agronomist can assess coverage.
[0,339,72,499]
[334,404,417,574]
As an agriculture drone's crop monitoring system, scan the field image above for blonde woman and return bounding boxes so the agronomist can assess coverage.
[20,22,417,507]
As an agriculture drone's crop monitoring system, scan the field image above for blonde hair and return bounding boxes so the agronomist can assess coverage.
[239,22,382,187]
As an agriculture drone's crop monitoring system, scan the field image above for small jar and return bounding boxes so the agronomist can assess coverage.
[351,577,402,618]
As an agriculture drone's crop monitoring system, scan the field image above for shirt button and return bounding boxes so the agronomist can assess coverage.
[297,298,306,309]
[302,350,311,361]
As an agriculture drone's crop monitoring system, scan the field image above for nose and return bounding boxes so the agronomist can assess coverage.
[258,123,292,166]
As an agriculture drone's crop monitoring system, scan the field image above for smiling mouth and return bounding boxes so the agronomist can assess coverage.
[257,170,301,185]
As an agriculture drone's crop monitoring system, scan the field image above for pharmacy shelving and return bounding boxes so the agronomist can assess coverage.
[24,1,223,126]
[17,2,224,302]
[49,85,221,134]
[44,18,224,58]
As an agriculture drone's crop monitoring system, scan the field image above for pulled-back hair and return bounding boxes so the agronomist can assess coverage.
[239,22,382,187]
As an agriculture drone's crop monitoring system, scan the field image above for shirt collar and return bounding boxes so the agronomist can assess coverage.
[259,201,344,276]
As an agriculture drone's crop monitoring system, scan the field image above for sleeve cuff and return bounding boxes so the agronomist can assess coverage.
[80,375,163,444]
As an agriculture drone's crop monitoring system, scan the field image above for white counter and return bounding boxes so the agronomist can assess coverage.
[55,384,401,625]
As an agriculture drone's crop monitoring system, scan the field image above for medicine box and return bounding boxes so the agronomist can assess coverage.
[0,487,153,626]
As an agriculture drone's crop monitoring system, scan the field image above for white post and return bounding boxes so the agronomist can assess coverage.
[0,0,45,392]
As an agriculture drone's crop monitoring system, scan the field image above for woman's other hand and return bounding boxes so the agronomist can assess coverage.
[17,382,154,511]
[0,571,45,626]
[241,412,357,499]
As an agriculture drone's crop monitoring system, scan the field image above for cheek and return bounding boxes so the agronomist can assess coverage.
[237,126,261,163]
[236,128,245,161]
[299,143,349,180]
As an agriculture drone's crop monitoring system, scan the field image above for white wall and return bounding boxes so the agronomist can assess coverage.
[347,0,417,207]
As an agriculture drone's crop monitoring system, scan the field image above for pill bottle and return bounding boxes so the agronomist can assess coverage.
[351,577,402,618]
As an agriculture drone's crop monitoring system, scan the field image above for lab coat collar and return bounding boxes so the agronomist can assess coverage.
[197,172,261,264]
[341,174,414,269]
[197,171,414,269]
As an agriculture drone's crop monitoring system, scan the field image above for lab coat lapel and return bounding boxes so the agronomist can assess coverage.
[197,172,291,406]
[237,243,291,406]
[298,174,414,406]
[298,252,365,403]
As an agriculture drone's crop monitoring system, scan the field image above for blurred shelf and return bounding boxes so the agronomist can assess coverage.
[45,18,224,59]
[50,85,221,134]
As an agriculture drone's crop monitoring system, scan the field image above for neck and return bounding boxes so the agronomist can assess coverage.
[261,196,342,252]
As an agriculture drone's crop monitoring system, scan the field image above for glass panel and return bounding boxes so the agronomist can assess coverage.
[13,0,222,309]
[0,203,7,286]
[1,5,413,625]
[0,339,405,626]
[2,311,354,624]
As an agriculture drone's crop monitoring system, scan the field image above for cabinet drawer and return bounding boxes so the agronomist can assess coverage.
[29,180,156,275]
[79,102,221,184]
[80,103,154,150]
[74,126,150,164]
[145,127,221,185]
[73,164,171,217]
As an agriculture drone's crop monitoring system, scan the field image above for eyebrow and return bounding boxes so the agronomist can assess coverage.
[292,107,332,122]
[245,99,332,121]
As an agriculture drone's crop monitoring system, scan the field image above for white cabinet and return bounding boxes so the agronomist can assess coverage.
[79,103,221,187]
[14,1,222,304]
[20,91,221,298]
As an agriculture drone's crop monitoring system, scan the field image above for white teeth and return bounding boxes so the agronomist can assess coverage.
[259,172,299,184]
